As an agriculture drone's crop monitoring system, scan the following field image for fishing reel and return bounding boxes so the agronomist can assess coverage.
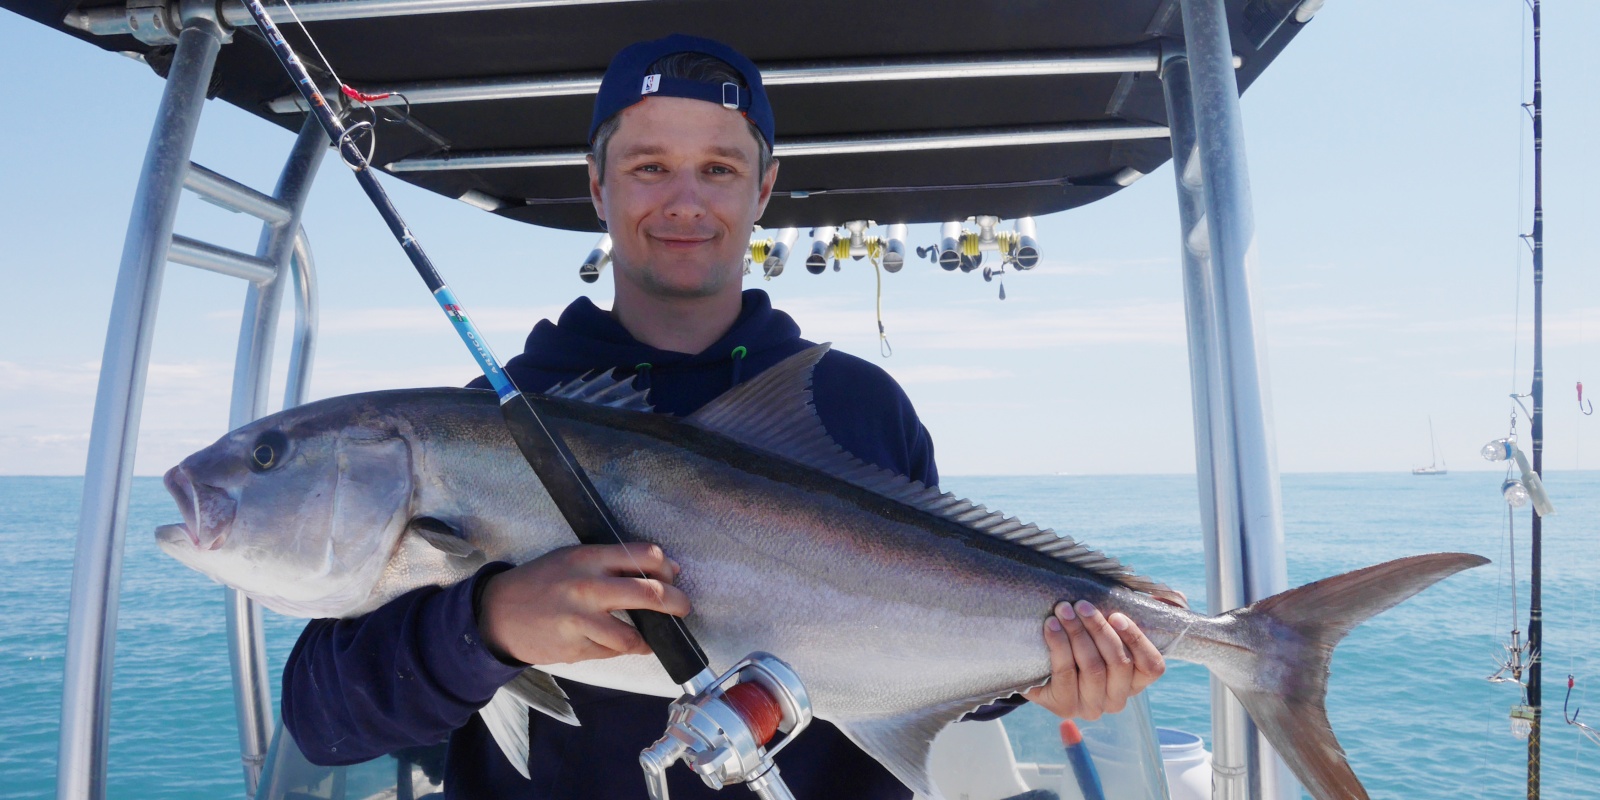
[640,653,812,800]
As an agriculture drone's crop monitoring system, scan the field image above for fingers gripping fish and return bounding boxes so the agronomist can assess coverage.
[156,345,1486,800]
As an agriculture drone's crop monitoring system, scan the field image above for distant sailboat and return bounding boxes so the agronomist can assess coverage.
[1413,417,1448,475]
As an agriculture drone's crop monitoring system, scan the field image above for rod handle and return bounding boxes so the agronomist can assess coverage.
[501,396,709,685]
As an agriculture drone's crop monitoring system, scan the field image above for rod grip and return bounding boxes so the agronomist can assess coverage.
[500,396,709,685]
[628,609,709,686]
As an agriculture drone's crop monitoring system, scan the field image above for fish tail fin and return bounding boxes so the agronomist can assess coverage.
[1218,552,1487,800]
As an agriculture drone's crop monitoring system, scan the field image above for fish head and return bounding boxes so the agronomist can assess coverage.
[156,396,418,618]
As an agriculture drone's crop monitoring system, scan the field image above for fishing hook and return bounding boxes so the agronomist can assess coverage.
[1579,382,1593,415]
[1565,675,1600,746]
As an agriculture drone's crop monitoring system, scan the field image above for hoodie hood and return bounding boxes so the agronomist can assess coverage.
[518,289,802,373]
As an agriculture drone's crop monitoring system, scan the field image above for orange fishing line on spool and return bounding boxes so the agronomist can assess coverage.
[722,682,782,745]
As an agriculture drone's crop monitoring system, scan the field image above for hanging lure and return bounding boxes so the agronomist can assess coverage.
[1564,675,1600,746]
[1579,381,1593,415]
[873,252,893,358]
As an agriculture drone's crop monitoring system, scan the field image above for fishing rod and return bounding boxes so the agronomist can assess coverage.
[1527,1,1545,795]
[237,4,811,797]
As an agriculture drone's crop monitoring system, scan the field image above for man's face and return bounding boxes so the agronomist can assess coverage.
[589,96,778,300]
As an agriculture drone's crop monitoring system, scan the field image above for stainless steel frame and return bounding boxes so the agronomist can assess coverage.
[169,235,279,281]
[54,14,326,799]
[225,120,328,797]
[1164,1,1295,798]
[264,47,1186,113]
[56,21,226,800]
[385,122,1170,173]
[66,0,650,39]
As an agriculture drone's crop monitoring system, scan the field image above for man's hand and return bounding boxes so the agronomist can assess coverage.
[1023,600,1165,720]
[478,543,690,666]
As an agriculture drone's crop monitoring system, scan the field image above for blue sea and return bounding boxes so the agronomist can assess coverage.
[2,472,1597,798]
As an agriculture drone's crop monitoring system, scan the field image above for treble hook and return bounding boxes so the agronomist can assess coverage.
[1580,382,1594,415]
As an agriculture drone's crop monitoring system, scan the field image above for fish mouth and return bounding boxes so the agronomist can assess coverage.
[154,522,218,552]
[162,464,235,551]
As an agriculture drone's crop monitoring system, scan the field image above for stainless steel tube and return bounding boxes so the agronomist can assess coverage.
[168,235,278,282]
[283,227,318,410]
[56,20,225,800]
[185,163,294,225]
[225,119,327,797]
[1160,53,1253,800]
[266,48,1169,113]
[67,0,650,36]
[385,122,1170,173]
[1172,0,1295,797]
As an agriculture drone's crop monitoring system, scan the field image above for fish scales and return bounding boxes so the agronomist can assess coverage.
[403,389,1185,717]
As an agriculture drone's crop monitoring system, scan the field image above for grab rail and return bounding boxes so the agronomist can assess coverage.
[54,12,326,797]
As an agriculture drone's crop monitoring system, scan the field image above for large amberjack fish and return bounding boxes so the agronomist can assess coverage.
[157,344,1485,800]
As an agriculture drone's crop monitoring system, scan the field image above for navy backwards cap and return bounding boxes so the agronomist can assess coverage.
[589,34,775,150]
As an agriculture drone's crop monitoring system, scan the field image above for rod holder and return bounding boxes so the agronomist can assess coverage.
[883,224,908,272]
[806,226,836,274]
[579,233,612,283]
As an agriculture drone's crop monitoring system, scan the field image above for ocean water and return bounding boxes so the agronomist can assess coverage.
[1,472,1597,799]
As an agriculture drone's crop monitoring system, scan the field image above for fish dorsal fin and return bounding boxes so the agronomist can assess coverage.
[546,368,654,412]
[688,343,835,460]
[687,345,1184,605]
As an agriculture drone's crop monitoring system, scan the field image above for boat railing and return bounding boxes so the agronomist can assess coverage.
[54,7,330,797]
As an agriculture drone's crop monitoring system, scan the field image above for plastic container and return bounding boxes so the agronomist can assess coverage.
[1157,727,1212,800]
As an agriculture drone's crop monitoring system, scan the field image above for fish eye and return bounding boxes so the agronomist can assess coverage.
[249,430,289,472]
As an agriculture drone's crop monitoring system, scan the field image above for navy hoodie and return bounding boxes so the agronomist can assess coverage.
[282,290,940,798]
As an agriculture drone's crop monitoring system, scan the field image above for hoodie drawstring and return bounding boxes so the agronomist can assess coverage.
[729,346,748,388]
[634,362,653,392]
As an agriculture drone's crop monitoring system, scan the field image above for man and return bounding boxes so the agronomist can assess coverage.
[282,34,1164,799]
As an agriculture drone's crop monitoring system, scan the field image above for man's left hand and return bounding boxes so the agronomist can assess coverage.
[1023,600,1166,720]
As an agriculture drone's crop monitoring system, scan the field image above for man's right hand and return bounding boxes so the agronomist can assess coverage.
[478,543,690,666]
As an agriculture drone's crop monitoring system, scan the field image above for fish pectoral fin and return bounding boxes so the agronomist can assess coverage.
[408,516,483,561]
[834,697,1000,800]
[504,668,580,726]
[479,686,531,779]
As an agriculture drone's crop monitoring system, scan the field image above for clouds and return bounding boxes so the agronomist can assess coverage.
[312,304,570,336]
[0,359,236,475]
[781,295,1189,353]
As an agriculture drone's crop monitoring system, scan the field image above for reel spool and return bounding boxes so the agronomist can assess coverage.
[640,653,812,800]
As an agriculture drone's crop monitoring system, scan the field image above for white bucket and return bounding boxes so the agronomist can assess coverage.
[1157,728,1212,800]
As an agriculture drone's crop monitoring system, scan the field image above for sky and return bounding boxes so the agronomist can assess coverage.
[4,0,1600,477]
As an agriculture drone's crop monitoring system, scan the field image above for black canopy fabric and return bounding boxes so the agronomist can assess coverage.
[6,0,1311,232]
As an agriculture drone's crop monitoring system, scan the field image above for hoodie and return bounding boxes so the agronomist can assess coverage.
[283,290,937,799]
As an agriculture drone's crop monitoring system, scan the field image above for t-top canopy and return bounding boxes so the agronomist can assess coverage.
[7,0,1315,232]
